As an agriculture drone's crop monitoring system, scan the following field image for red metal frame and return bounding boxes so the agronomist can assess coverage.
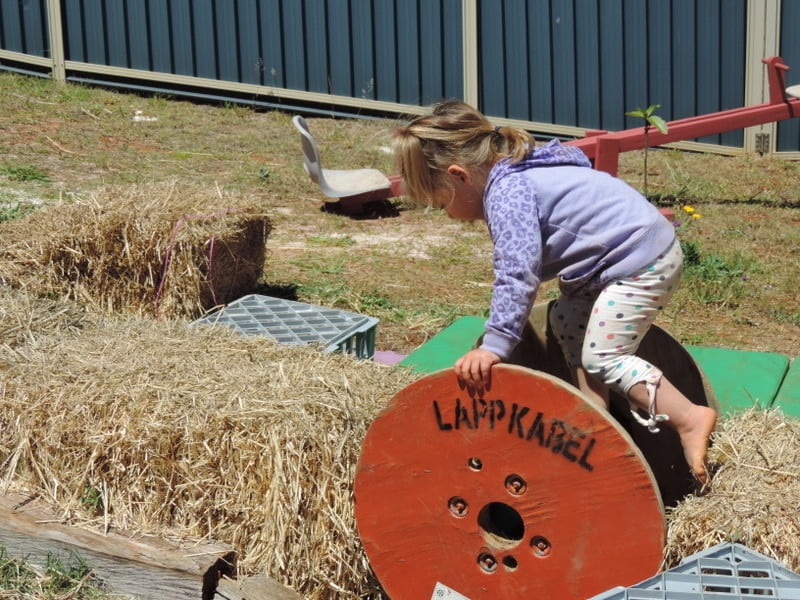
[564,56,800,176]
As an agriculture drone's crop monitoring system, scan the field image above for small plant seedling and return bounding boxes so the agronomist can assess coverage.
[625,104,669,199]
[80,484,104,514]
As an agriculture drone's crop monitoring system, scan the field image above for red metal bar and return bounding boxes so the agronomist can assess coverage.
[565,56,800,175]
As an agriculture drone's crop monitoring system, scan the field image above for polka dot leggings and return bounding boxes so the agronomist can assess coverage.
[549,239,684,399]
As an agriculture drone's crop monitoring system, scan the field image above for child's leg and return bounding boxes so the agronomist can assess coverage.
[549,294,610,408]
[573,365,610,409]
[627,377,717,484]
[578,240,717,483]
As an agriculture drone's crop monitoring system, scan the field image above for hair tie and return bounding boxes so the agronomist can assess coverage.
[494,125,501,133]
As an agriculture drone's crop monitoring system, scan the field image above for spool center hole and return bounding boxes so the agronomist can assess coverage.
[477,502,524,550]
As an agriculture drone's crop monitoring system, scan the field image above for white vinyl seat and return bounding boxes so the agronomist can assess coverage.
[786,84,800,99]
[292,115,392,198]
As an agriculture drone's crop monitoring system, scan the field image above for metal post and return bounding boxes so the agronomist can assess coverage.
[744,0,781,155]
[46,0,66,84]
[461,0,479,108]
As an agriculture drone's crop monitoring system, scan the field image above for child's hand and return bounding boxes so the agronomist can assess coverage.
[454,349,501,396]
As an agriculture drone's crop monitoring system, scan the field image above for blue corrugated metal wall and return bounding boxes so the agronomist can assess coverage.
[478,0,747,146]
[58,0,463,107]
[0,0,48,58]
[1,0,799,152]
[778,0,800,151]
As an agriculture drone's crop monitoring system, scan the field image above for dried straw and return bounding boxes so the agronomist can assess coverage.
[2,288,798,597]
[665,408,800,572]
[0,287,416,598]
[0,285,93,351]
[0,180,271,320]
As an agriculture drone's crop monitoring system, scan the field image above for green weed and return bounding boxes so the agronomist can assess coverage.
[1,164,49,182]
[680,240,756,306]
[0,547,123,599]
[80,484,104,514]
[0,546,37,593]
[767,308,800,327]
[0,201,38,222]
[258,166,272,182]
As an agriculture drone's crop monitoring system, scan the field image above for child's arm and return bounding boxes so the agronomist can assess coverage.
[480,178,544,360]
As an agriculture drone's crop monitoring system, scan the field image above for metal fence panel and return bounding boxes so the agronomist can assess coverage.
[0,0,48,57]
[778,0,800,151]
[2,0,799,153]
[478,0,747,146]
[51,0,462,106]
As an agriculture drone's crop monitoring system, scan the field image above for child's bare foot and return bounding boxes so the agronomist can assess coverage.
[677,404,717,485]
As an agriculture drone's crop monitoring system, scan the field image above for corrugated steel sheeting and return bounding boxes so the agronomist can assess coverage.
[58,0,462,106]
[478,0,747,146]
[778,0,800,151]
[1,0,799,153]
[0,0,49,57]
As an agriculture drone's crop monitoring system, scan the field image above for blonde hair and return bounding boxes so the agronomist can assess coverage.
[394,100,532,206]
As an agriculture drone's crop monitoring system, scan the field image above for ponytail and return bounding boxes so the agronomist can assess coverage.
[394,101,533,206]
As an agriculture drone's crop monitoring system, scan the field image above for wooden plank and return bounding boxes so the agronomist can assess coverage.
[216,575,304,600]
[0,492,236,599]
[0,525,212,599]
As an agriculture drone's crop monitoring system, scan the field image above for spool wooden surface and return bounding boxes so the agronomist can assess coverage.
[355,365,664,599]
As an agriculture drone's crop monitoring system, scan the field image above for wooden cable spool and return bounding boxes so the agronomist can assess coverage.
[355,365,665,599]
[355,301,717,598]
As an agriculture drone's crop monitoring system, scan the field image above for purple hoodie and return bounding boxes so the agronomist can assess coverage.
[479,140,676,359]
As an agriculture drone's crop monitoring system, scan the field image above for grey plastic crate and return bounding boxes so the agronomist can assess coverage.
[588,543,800,599]
[192,294,378,359]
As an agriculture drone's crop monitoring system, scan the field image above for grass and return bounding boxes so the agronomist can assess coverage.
[0,546,128,599]
[0,73,798,359]
[0,200,38,222]
[680,240,756,306]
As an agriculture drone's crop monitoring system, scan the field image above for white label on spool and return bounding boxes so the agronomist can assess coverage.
[431,582,472,599]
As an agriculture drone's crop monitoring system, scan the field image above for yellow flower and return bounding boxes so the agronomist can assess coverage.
[682,205,696,213]
[692,213,702,219]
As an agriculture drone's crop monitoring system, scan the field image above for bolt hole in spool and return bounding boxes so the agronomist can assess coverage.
[354,364,666,599]
[504,473,527,495]
[530,535,552,557]
[448,496,469,518]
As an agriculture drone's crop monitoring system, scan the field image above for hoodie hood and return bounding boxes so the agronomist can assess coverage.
[489,139,591,184]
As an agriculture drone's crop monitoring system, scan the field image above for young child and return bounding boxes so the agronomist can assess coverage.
[394,100,717,484]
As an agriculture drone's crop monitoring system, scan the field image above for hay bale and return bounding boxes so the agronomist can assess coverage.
[0,285,92,350]
[4,289,798,594]
[665,408,800,572]
[0,288,415,598]
[0,181,271,319]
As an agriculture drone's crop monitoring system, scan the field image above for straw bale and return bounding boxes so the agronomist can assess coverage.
[4,288,799,594]
[665,408,800,572]
[0,293,416,598]
[0,285,93,351]
[0,181,271,319]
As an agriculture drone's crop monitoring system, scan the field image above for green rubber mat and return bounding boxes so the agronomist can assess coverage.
[398,318,798,419]
[773,357,800,418]
[686,346,790,414]
[399,316,486,374]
